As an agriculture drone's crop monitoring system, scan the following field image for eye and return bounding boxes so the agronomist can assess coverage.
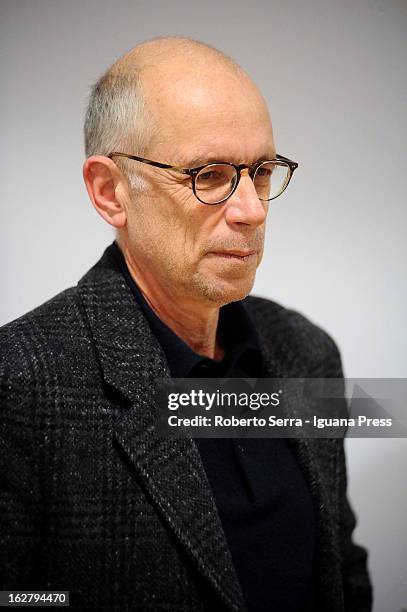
[196,165,233,190]
[199,170,220,181]
[256,166,273,178]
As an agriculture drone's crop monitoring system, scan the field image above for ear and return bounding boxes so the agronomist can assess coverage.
[83,155,128,228]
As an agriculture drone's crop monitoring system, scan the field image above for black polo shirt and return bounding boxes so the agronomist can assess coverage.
[111,242,315,612]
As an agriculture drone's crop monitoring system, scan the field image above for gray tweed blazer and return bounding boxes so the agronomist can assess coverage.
[0,244,372,611]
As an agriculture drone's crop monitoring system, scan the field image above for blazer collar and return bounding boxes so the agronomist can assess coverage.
[77,243,246,612]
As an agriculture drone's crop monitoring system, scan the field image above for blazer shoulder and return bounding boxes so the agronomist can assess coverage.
[244,294,343,376]
[0,286,85,387]
[0,285,80,338]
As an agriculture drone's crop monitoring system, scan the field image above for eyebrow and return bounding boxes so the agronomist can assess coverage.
[186,153,277,168]
[187,156,224,167]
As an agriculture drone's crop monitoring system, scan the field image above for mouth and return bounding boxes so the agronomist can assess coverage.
[207,250,257,262]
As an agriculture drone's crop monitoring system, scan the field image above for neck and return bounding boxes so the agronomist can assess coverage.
[119,242,224,360]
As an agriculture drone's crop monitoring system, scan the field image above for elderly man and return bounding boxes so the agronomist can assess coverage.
[0,38,371,611]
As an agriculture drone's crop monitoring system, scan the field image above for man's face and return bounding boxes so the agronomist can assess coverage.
[123,61,275,307]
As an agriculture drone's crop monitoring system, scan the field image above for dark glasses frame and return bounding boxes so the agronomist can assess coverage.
[107,152,298,205]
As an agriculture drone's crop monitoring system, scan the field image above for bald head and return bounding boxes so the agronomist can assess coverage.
[109,37,245,77]
[84,37,272,171]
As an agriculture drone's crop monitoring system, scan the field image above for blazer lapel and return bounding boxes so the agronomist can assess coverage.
[77,245,246,612]
[259,341,342,611]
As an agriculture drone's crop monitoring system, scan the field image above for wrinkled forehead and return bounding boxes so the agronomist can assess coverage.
[141,61,275,163]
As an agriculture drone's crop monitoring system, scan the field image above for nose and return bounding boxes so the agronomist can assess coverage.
[224,169,268,228]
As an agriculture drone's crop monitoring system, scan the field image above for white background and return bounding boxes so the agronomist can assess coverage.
[1,1,406,610]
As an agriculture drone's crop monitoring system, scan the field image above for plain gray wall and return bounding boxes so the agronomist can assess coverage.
[1,1,406,610]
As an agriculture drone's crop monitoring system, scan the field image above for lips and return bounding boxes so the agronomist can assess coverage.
[208,250,256,260]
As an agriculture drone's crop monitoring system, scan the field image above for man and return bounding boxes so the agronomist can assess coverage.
[0,37,371,611]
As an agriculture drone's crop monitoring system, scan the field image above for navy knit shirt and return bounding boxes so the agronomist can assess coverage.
[112,242,315,612]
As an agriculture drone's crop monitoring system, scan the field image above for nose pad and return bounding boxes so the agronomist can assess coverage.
[236,168,257,198]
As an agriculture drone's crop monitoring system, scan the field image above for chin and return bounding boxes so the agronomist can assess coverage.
[198,275,256,307]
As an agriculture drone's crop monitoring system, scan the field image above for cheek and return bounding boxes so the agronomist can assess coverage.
[125,193,168,258]
[165,190,210,252]
[128,181,221,266]
[128,199,189,268]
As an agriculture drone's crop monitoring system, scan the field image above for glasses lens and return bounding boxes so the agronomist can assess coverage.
[253,161,290,201]
[195,164,237,204]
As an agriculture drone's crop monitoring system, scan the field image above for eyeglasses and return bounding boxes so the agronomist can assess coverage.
[107,152,298,205]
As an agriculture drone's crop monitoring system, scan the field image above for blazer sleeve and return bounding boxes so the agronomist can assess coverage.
[0,331,46,589]
[339,456,373,612]
[323,337,373,611]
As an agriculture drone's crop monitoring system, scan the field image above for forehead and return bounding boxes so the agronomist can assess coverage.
[143,63,275,163]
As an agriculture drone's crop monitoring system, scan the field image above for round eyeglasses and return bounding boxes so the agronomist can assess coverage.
[107,152,298,205]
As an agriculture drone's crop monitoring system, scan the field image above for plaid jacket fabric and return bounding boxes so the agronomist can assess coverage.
[0,244,372,611]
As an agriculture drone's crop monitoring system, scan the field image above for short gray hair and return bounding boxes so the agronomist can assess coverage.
[84,70,153,187]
